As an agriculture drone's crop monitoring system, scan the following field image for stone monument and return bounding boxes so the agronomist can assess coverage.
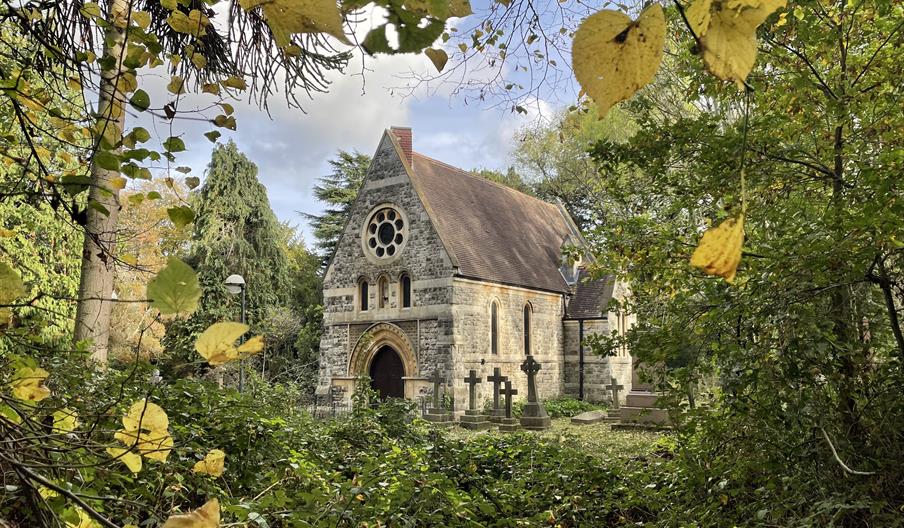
[617,362,670,428]
[486,368,508,423]
[459,369,493,430]
[604,376,625,422]
[422,371,454,426]
[519,355,551,431]
[497,380,520,433]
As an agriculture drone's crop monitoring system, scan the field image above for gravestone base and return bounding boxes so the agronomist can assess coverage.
[519,402,550,430]
[489,409,506,424]
[497,417,520,433]
[604,409,622,422]
[618,391,671,428]
[520,415,551,431]
[459,410,493,430]
[424,408,455,426]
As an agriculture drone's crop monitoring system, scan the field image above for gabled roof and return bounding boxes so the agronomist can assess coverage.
[566,269,615,319]
[407,151,580,293]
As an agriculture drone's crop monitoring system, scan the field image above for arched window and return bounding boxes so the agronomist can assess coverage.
[490,301,499,355]
[523,303,532,355]
[378,276,389,308]
[359,280,369,311]
[400,273,412,308]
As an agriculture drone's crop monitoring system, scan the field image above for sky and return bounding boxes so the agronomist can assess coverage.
[137,1,581,246]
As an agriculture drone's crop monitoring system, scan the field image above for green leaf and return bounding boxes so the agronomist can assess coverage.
[94,150,121,171]
[204,131,221,143]
[167,206,195,229]
[0,261,26,305]
[185,176,201,189]
[163,136,186,153]
[129,89,151,111]
[146,257,201,315]
[79,2,102,19]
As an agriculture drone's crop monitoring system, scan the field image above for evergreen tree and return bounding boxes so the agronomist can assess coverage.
[188,141,289,327]
[304,150,371,260]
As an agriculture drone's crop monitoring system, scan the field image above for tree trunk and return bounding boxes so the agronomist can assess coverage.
[74,0,128,364]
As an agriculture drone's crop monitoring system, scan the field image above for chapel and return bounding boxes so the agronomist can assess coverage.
[317,127,635,411]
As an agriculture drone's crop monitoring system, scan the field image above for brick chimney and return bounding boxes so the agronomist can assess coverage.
[390,126,412,165]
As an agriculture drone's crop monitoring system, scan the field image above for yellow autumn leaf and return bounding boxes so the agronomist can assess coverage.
[686,0,786,85]
[572,4,666,118]
[114,400,173,462]
[162,498,220,528]
[66,507,98,528]
[9,367,51,402]
[168,75,186,95]
[106,447,143,474]
[122,400,169,433]
[239,0,350,47]
[114,429,174,462]
[690,214,745,283]
[424,48,449,72]
[52,408,79,433]
[195,322,264,366]
[237,335,265,355]
[192,449,226,477]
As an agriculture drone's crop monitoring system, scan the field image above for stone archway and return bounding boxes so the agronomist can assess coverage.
[348,322,418,380]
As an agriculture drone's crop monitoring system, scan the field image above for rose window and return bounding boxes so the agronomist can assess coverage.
[365,206,407,259]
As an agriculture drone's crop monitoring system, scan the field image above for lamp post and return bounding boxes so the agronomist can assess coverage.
[224,274,246,392]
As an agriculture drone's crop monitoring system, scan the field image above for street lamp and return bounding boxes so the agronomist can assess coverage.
[224,274,246,392]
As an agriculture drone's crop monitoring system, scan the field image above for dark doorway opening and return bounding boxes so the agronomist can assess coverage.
[369,346,405,400]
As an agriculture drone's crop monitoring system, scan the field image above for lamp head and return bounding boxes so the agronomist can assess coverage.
[224,274,245,295]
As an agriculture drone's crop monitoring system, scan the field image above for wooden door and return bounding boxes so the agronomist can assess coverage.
[369,346,405,400]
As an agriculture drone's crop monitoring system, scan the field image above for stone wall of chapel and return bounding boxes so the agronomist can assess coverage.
[318,135,455,393]
[448,279,565,412]
[560,280,636,404]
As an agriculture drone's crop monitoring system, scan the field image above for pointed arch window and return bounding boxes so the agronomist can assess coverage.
[378,276,389,308]
[400,273,412,308]
[491,301,499,355]
[359,279,369,311]
[523,303,532,355]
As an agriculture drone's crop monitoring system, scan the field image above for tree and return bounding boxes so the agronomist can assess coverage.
[305,150,370,260]
[188,141,289,327]
[471,167,532,194]
[109,179,192,362]
[581,2,903,521]
[513,107,637,230]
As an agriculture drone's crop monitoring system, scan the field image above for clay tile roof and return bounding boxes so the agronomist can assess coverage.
[410,152,578,293]
[566,269,615,319]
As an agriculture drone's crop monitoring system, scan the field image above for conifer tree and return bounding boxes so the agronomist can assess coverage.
[304,150,371,260]
[189,141,289,327]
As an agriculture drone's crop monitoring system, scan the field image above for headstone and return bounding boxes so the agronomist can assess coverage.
[486,367,508,423]
[497,380,520,433]
[459,369,492,430]
[616,361,671,429]
[604,376,625,422]
[570,410,608,425]
[422,371,454,426]
[519,355,551,431]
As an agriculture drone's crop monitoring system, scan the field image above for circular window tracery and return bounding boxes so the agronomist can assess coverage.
[364,206,407,260]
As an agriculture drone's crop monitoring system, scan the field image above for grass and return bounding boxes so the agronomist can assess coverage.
[448,417,663,462]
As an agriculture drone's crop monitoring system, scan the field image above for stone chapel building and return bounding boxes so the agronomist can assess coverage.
[317,127,635,411]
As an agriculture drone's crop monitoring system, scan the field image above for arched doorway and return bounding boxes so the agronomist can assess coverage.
[369,346,405,400]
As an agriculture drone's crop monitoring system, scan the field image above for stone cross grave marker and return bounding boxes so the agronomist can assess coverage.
[459,369,492,430]
[429,371,444,410]
[423,371,454,426]
[519,355,550,431]
[606,376,625,409]
[497,380,520,432]
[464,369,482,411]
[486,367,508,423]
